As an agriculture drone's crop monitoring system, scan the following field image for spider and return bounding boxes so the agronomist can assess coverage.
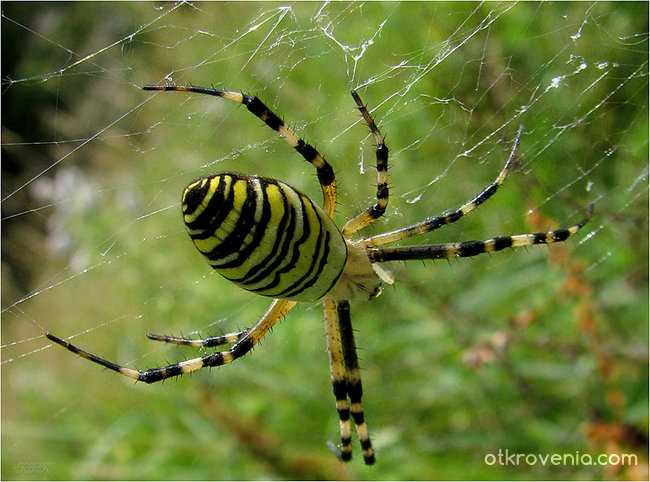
[47,84,593,465]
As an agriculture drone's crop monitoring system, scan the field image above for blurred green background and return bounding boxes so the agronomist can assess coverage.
[2,2,647,480]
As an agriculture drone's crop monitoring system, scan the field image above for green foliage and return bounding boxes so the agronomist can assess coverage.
[3,2,647,480]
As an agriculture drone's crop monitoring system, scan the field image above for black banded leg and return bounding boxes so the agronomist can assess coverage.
[323,299,353,462]
[362,125,525,247]
[336,300,375,465]
[240,94,337,219]
[142,84,337,219]
[46,299,296,383]
[342,91,389,237]
[146,330,247,348]
[367,204,593,263]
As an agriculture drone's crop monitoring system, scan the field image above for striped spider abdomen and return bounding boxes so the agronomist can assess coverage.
[182,173,348,302]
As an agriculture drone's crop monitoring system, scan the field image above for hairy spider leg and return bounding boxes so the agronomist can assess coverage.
[342,90,389,237]
[367,204,593,263]
[142,84,338,219]
[323,300,375,465]
[146,331,246,348]
[323,300,353,463]
[362,125,524,247]
[46,299,296,383]
[336,300,375,465]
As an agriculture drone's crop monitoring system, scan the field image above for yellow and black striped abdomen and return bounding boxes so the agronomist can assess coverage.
[182,174,348,302]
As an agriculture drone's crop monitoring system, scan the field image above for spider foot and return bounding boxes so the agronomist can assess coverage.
[327,439,352,463]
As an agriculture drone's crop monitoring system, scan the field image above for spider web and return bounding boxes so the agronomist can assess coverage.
[2,2,648,479]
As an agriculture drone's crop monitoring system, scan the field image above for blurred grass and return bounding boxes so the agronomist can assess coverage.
[2,2,648,480]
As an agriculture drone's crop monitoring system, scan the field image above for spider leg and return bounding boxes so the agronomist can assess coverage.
[142,84,337,219]
[146,330,247,348]
[367,204,593,263]
[336,300,375,465]
[362,125,524,247]
[342,90,389,237]
[323,300,375,465]
[46,299,296,383]
[323,300,353,462]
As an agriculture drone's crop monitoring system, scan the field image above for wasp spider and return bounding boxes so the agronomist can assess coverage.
[47,84,593,465]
